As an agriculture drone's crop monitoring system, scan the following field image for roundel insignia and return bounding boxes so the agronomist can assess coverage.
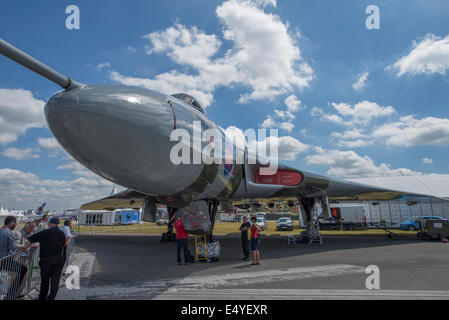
[224,163,234,176]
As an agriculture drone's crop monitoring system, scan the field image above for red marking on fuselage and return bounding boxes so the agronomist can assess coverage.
[255,170,303,186]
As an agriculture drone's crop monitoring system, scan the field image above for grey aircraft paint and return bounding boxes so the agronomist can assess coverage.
[0,37,445,215]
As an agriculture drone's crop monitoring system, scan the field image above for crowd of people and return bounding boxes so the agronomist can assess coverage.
[0,214,75,300]
[3,211,262,300]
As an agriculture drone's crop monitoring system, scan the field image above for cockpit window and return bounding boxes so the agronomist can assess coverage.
[171,93,205,114]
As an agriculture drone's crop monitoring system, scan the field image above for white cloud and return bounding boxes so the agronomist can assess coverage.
[330,101,395,126]
[373,115,449,147]
[218,0,313,102]
[38,137,64,157]
[422,158,433,165]
[391,34,449,76]
[276,136,309,160]
[1,147,39,160]
[335,139,374,149]
[253,0,277,7]
[127,46,137,52]
[261,94,303,132]
[331,129,369,140]
[224,126,308,161]
[284,95,304,112]
[305,147,421,178]
[0,168,113,210]
[111,0,313,107]
[352,72,369,91]
[96,62,111,71]
[327,113,449,149]
[257,135,309,161]
[310,107,343,124]
[260,116,277,129]
[261,115,295,132]
[0,89,46,145]
[144,24,222,69]
[311,101,395,128]
[279,122,295,133]
[57,160,99,178]
[38,137,61,151]
[224,126,248,149]
[274,109,294,120]
[330,129,373,149]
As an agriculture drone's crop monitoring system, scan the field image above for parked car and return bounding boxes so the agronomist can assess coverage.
[400,216,446,231]
[156,218,168,226]
[255,218,267,231]
[255,212,266,219]
[318,216,341,230]
[276,217,293,231]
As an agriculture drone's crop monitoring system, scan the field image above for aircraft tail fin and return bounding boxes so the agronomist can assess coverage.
[0,38,83,90]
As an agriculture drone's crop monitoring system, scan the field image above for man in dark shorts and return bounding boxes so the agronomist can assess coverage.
[250,216,261,265]
[239,216,251,260]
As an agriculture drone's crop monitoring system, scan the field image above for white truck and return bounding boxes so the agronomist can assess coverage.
[220,213,236,222]
[319,205,367,230]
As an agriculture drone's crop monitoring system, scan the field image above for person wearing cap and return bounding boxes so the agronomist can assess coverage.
[25,217,66,300]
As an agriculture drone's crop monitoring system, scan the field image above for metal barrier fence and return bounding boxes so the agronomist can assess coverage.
[0,239,75,300]
[75,223,164,235]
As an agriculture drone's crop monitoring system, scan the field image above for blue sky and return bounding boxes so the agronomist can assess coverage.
[1,0,449,209]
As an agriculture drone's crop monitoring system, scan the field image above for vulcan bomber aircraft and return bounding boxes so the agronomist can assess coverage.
[0,38,443,241]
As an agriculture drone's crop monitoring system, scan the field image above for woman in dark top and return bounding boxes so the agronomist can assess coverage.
[250,216,261,265]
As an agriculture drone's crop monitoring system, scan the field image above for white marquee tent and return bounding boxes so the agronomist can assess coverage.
[342,174,449,225]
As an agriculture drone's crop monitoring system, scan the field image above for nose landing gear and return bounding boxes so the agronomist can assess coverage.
[160,207,177,243]
[159,200,219,243]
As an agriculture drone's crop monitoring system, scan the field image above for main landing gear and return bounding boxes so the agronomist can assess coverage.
[298,194,330,246]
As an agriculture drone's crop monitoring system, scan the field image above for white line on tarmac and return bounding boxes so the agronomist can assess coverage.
[85,264,365,299]
[155,288,449,300]
[57,252,96,300]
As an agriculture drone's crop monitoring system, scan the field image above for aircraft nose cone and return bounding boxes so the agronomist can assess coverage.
[45,85,202,195]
